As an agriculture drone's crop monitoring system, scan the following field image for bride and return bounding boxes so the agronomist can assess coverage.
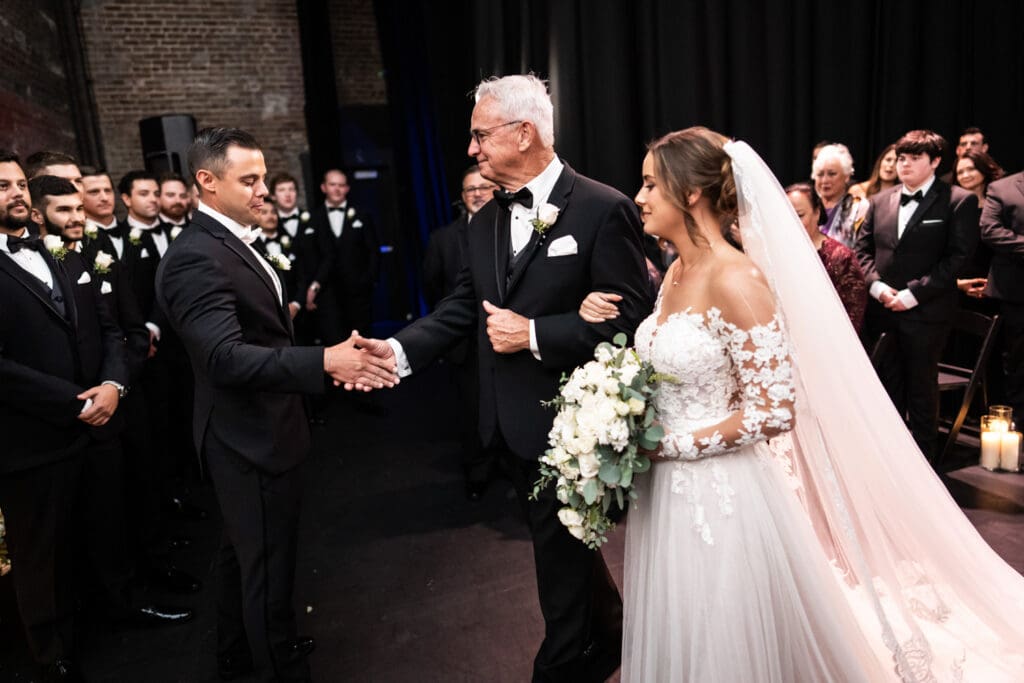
[580,127,1024,681]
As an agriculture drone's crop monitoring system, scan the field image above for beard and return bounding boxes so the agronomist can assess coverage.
[1,202,33,232]
[43,216,83,242]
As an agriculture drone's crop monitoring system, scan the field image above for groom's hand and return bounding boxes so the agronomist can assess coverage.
[482,300,529,354]
[324,331,399,391]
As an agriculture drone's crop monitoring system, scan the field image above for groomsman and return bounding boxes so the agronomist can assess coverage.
[980,170,1024,421]
[271,173,316,344]
[24,151,83,190]
[360,75,652,681]
[422,164,497,500]
[306,169,379,343]
[80,168,127,261]
[856,129,979,460]
[158,172,191,233]
[156,127,398,681]
[254,201,301,320]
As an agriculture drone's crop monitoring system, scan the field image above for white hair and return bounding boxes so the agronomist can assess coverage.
[474,75,555,149]
[812,143,855,179]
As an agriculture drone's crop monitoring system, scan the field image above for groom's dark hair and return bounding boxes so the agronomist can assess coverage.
[188,127,261,186]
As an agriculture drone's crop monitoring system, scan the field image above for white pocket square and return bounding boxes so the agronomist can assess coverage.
[100,280,113,294]
[352,219,364,229]
[140,248,150,258]
[304,227,315,235]
[921,219,943,224]
[77,271,92,284]
[546,235,578,257]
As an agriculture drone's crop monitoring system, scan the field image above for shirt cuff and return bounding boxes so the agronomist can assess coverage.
[896,288,919,309]
[868,280,891,301]
[80,398,93,414]
[529,319,541,361]
[386,338,413,378]
[145,322,161,341]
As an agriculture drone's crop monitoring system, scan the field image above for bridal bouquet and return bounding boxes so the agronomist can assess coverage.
[533,333,668,549]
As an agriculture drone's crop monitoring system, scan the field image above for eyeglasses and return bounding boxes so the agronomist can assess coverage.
[463,184,497,195]
[469,120,522,146]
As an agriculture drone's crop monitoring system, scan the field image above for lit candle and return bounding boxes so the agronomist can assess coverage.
[1000,432,1021,472]
[981,432,1002,470]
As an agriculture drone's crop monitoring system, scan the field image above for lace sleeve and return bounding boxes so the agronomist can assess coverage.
[660,295,796,460]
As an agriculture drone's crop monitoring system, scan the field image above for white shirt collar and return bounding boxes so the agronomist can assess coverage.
[198,201,254,242]
[88,217,119,231]
[0,228,31,253]
[127,215,160,231]
[279,208,299,219]
[901,174,936,198]
[159,213,186,226]
[325,201,348,211]
[517,156,564,209]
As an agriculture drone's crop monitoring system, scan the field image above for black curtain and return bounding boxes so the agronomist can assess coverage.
[406,0,1023,199]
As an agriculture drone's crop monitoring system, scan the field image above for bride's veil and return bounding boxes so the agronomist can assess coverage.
[725,140,1024,680]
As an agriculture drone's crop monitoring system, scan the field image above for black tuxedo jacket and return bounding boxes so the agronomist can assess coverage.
[310,204,379,290]
[981,172,1024,303]
[82,222,128,265]
[395,163,653,460]
[253,232,299,305]
[155,211,325,474]
[855,180,979,322]
[422,214,469,308]
[284,210,318,295]
[91,256,150,382]
[0,248,127,473]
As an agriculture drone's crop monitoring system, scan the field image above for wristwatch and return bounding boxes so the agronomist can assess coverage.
[102,380,128,398]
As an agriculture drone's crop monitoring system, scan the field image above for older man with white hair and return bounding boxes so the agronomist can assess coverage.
[359,74,653,680]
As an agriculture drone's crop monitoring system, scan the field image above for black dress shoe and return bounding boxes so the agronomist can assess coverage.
[291,636,315,656]
[127,602,194,627]
[41,658,86,682]
[217,654,254,680]
[143,564,202,593]
[164,496,209,520]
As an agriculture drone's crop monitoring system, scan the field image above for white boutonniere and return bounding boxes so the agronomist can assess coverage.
[531,202,560,235]
[129,227,143,245]
[84,223,98,239]
[170,226,183,240]
[266,253,291,271]
[299,211,310,222]
[346,208,356,219]
[93,250,114,274]
[280,234,291,249]
[43,234,68,261]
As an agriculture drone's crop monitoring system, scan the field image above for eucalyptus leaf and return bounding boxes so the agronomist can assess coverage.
[582,478,599,505]
[613,332,627,347]
[599,462,621,485]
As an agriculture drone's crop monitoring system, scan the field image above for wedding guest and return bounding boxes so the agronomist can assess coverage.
[422,165,497,500]
[358,74,652,681]
[156,127,397,682]
[955,126,990,159]
[158,172,191,232]
[253,201,301,320]
[80,168,127,261]
[271,172,316,344]
[980,170,1024,421]
[812,143,867,248]
[306,169,379,343]
[270,172,309,240]
[855,129,979,460]
[850,144,898,200]
[786,183,867,330]
[954,150,1006,303]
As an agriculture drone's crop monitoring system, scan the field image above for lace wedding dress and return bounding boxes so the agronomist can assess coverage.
[620,140,1024,682]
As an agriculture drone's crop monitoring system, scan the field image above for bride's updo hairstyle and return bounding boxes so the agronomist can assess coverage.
[648,126,738,246]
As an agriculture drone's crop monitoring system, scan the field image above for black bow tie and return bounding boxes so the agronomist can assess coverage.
[327,206,346,213]
[100,223,120,233]
[6,235,43,254]
[900,190,923,206]
[493,187,533,210]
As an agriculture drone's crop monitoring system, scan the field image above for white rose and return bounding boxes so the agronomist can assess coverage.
[628,397,645,415]
[594,344,614,363]
[567,524,586,540]
[129,227,142,240]
[94,251,114,269]
[557,508,584,528]
[577,452,601,479]
[267,241,283,256]
[43,234,64,250]
[614,401,630,416]
[346,208,356,218]
[170,226,183,240]
[537,202,560,226]
[300,211,310,222]
[281,235,291,248]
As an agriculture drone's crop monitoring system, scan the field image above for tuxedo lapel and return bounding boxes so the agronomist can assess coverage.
[47,251,78,329]
[493,209,511,302]
[0,251,72,327]
[901,184,940,238]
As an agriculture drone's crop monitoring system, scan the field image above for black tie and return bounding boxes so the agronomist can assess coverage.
[493,187,533,210]
[900,190,923,206]
[6,235,43,254]
[327,206,346,213]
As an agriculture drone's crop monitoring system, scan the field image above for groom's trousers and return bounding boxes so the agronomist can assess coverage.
[496,434,623,682]
[204,428,310,683]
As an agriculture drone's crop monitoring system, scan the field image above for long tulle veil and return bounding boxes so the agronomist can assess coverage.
[725,140,1024,680]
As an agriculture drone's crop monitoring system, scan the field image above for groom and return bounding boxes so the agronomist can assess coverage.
[360,75,652,681]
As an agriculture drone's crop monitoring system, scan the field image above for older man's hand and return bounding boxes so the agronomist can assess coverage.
[482,300,530,354]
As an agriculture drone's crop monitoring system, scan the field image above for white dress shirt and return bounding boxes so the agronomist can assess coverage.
[279,209,300,238]
[326,202,347,238]
[128,215,169,257]
[0,229,53,288]
[198,202,283,305]
[88,217,124,259]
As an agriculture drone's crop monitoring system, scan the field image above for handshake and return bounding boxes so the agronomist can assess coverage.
[323,332,400,392]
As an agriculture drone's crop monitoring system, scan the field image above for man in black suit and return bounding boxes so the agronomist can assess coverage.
[81,169,127,261]
[422,164,497,499]
[359,75,652,681]
[158,172,191,234]
[856,129,979,459]
[156,127,398,682]
[981,170,1024,420]
[305,169,379,344]
[270,173,315,343]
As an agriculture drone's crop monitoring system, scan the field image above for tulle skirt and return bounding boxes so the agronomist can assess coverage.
[622,443,890,682]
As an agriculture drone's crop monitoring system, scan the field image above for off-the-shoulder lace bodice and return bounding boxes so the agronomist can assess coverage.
[635,299,795,460]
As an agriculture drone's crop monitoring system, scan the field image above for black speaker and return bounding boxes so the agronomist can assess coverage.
[139,114,197,178]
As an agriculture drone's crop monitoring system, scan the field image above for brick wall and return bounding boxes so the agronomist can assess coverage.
[78,0,309,202]
[0,0,78,156]
[329,0,387,106]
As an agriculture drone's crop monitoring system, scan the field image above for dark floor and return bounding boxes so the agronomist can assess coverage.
[2,363,1023,682]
